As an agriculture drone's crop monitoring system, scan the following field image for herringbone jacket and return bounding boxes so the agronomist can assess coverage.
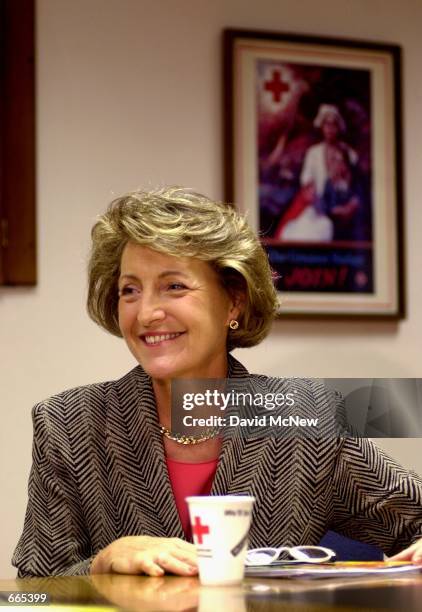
[13,356,422,577]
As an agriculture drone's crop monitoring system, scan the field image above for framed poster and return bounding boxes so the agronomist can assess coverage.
[223,29,405,318]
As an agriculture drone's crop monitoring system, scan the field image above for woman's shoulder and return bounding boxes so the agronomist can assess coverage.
[303,141,325,158]
[249,372,333,390]
[31,365,142,420]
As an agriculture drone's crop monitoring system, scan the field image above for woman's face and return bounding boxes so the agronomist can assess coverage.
[118,243,240,382]
[321,115,340,143]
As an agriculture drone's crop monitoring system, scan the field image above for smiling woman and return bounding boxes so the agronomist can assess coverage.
[12,187,422,578]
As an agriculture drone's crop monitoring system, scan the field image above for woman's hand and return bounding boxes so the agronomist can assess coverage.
[389,538,422,563]
[90,536,198,576]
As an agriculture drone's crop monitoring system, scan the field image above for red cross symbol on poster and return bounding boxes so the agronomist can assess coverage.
[264,70,290,103]
[192,516,210,544]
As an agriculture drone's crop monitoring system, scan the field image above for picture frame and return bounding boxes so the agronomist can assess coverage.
[0,0,36,285]
[223,29,405,319]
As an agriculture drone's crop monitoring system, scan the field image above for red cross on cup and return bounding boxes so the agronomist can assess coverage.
[192,516,210,544]
[264,70,289,103]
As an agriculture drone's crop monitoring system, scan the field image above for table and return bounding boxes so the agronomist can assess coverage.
[1,570,422,611]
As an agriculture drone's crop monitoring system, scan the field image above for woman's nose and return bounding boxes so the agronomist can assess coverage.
[136,294,165,327]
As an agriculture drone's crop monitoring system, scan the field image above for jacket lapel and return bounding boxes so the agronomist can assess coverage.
[105,366,184,539]
[211,355,275,537]
[212,355,263,494]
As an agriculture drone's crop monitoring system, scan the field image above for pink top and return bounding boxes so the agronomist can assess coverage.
[166,457,218,539]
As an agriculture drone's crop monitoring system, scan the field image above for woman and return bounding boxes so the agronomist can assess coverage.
[300,103,358,197]
[13,187,422,577]
[273,104,358,242]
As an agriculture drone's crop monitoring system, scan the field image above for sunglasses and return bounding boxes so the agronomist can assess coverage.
[245,546,336,566]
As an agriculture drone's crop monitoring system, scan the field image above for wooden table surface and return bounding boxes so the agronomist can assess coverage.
[1,570,422,611]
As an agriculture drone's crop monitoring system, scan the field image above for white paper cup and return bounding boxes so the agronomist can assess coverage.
[186,495,255,586]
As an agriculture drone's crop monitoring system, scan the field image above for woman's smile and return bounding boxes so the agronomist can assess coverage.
[141,331,185,346]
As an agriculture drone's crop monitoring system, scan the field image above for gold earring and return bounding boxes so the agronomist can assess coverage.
[229,319,239,330]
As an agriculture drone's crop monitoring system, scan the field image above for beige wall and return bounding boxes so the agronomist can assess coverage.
[1,0,421,577]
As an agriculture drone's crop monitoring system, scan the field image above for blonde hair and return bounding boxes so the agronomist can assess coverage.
[87,187,278,350]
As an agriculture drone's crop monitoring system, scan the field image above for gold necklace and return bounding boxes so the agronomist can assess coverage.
[159,425,220,445]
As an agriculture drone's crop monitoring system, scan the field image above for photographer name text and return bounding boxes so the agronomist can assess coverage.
[182,415,318,428]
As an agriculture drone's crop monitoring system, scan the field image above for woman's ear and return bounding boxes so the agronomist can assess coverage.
[219,267,247,323]
[228,288,246,322]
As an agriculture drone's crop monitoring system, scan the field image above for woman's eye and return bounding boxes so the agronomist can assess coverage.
[119,286,139,297]
[167,283,187,291]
